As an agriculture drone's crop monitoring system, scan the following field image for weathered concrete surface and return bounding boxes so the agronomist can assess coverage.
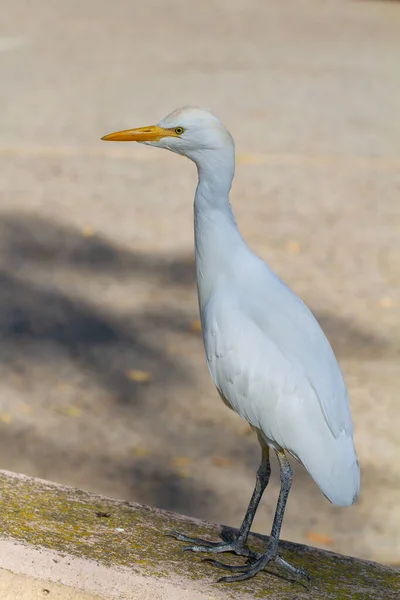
[0,472,398,600]
[0,571,102,600]
[0,0,399,568]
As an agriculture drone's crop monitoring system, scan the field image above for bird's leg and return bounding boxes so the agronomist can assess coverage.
[211,450,310,584]
[167,445,271,559]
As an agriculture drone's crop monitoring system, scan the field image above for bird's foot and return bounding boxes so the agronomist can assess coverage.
[204,541,310,585]
[167,530,258,559]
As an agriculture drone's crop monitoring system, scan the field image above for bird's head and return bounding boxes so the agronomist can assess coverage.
[102,106,235,167]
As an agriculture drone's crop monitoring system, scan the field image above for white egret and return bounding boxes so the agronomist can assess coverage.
[102,107,360,584]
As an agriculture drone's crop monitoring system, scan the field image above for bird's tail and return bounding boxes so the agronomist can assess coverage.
[298,429,360,507]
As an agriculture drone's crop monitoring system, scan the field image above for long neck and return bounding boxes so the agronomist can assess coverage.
[193,149,247,311]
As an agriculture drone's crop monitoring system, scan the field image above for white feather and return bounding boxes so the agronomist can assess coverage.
[105,105,361,508]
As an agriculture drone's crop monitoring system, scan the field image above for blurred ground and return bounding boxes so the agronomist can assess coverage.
[0,0,399,566]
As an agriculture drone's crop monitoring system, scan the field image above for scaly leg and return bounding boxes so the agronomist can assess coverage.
[209,450,310,584]
[168,445,271,559]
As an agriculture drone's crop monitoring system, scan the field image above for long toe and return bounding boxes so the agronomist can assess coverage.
[217,552,310,585]
[217,554,273,584]
[167,530,256,558]
[167,531,216,547]
[275,556,311,584]
[202,557,255,572]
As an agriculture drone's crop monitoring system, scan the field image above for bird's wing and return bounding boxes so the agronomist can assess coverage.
[203,267,353,439]
[203,299,359,506]
[247,270,354,438]
[203,302,303,434]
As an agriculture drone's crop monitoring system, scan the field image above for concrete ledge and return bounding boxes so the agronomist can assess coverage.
[0,471,398,599]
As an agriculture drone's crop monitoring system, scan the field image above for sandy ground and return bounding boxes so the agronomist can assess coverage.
[0,0,399,567]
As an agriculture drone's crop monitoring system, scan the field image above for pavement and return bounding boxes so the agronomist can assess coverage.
[0,0,399,566]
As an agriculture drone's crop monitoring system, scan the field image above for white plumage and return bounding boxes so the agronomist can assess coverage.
[102,106,360,583]
[202,263,359,506]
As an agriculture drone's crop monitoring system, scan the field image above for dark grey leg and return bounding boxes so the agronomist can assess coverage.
[213,450,310,584]
[168,445,271,559]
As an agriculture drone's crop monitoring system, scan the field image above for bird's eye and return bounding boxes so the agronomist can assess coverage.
[174,127,184,135]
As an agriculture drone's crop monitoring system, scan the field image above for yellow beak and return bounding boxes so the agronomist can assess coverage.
[101,124,178,142]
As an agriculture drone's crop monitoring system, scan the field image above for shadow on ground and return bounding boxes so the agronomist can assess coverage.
[0,213,196,406]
